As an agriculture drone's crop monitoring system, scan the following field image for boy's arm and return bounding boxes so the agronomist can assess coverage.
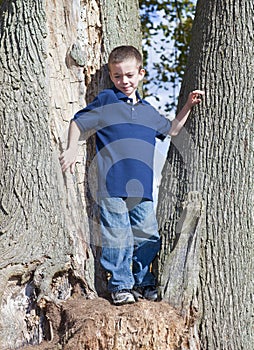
[59,120,81,173]
[169,90,204,136]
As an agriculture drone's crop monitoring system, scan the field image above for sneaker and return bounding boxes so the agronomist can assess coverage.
[132,286,158,301]
[143,286,158,301]
[111,289,135,305]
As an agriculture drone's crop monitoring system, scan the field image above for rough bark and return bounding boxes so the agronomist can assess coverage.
[21,297,192,350]
[156,0,254,349]
[0,1,98,348]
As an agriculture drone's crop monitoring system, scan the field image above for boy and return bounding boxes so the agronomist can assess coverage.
[60,45,204,305]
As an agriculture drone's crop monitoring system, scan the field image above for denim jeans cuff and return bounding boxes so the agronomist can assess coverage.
[134,283,156,288]
[110,285,134,293]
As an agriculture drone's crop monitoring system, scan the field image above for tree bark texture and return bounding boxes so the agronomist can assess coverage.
[0,1,96,348]
[0,0,141,348]
[156,0,253,349]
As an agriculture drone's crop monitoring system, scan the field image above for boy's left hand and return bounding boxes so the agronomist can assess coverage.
[187,90,205,108]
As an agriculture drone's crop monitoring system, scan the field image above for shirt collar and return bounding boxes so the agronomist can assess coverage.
[112,86,144,104]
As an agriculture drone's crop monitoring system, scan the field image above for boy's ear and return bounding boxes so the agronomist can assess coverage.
[139,68,146,79]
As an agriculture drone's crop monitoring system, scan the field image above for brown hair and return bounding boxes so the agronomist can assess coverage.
[108,45,143,70]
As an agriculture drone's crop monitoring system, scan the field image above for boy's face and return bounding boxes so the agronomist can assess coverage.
[109,58,145,99]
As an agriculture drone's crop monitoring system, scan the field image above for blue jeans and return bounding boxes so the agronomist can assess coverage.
[99,197,161,292]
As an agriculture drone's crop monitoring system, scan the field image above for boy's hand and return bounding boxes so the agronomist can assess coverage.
[59,148,78,174]
[59,120,81,174]
[186,90,205,109]
[169,89,205,136]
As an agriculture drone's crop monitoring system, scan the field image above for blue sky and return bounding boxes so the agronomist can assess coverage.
[144,2,197,206]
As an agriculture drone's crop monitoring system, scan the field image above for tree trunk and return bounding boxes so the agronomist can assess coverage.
[156,0,254,349]
[0,0,141,348]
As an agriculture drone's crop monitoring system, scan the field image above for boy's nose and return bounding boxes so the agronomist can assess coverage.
[122,75,128,84]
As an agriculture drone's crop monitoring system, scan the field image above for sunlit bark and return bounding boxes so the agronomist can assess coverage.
[157,1,254,349]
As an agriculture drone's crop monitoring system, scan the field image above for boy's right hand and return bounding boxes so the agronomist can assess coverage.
[59,148,78,174]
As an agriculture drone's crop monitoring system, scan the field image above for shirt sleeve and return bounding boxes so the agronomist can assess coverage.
[72,95,102,132]
[155,113,172,140]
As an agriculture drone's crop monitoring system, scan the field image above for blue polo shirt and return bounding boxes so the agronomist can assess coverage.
[73,86,171,200]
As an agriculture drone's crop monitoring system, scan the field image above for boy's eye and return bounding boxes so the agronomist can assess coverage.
[113,73,134,79]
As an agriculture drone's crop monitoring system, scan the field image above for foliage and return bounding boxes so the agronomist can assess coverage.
[139,0,196,112]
